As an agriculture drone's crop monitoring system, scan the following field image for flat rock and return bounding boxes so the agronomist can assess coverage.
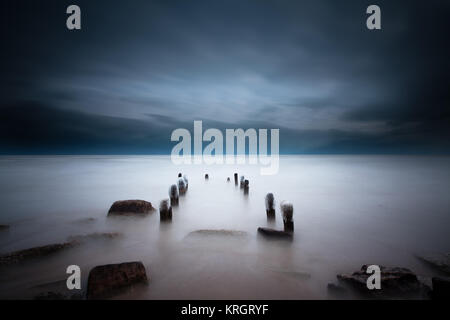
[337,265,429,299]
[67,232,122,243]
[416,252,450,275]
[257,227,293,240]
[87,261,148,299]
[107,200,154,216]
[186,229,248,238]
[0,242,77,265]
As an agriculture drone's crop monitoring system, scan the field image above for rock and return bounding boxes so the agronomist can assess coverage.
[257,227,293,240]
[67,232,122,243]
[159,199,172,222]
[107,200,154,216]
[87,261,148,299]
[0,225,9,231]
[186,229,248,238]
[336,265,429,298]
[0,242,77,265]
[416,252,450,275]
[431,277,450,300]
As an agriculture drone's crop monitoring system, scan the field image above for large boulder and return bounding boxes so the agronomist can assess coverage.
[107,200,154,216]
[87,261,148,299]
[336,265,428,299]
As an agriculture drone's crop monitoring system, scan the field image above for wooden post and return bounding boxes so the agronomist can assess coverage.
[169,184,179,206]
[159,199,172,221]
[265,193,275,220]
[281,201,294,232]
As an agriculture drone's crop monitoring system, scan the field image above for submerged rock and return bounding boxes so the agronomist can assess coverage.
[0,242,77,265]
[336,265,429,299]
[186,229,248,238]
[67,232,122,243]
[87,261,148,299]
[107,200,154,216]
[416,252,450,275]
[257,227,293,240]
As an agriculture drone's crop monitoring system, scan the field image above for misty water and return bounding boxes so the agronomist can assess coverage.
[0,155,449,299]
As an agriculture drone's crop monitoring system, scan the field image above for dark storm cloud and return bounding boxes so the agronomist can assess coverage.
[0,0,449,154]
[0,101,173,154]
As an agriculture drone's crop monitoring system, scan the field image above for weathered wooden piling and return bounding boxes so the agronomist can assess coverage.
[169,184,179,206]
[281,201,294,232]
[234,173,238,185]
[205,174,209,180]
[159,199,172,221]
[240,176,245,188]
[265,193,275,219]
[183,174,189,190]
[227,177,230,182]
[178,173,182,178]
[244,179,249,194]
[178,177,187,195]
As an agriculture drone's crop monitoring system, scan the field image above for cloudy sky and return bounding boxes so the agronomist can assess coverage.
[1,0,449,154]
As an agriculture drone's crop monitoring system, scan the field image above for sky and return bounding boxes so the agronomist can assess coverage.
[0,0,449,154]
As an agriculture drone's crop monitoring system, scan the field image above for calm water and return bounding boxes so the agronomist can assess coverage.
[0,155,449,299]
